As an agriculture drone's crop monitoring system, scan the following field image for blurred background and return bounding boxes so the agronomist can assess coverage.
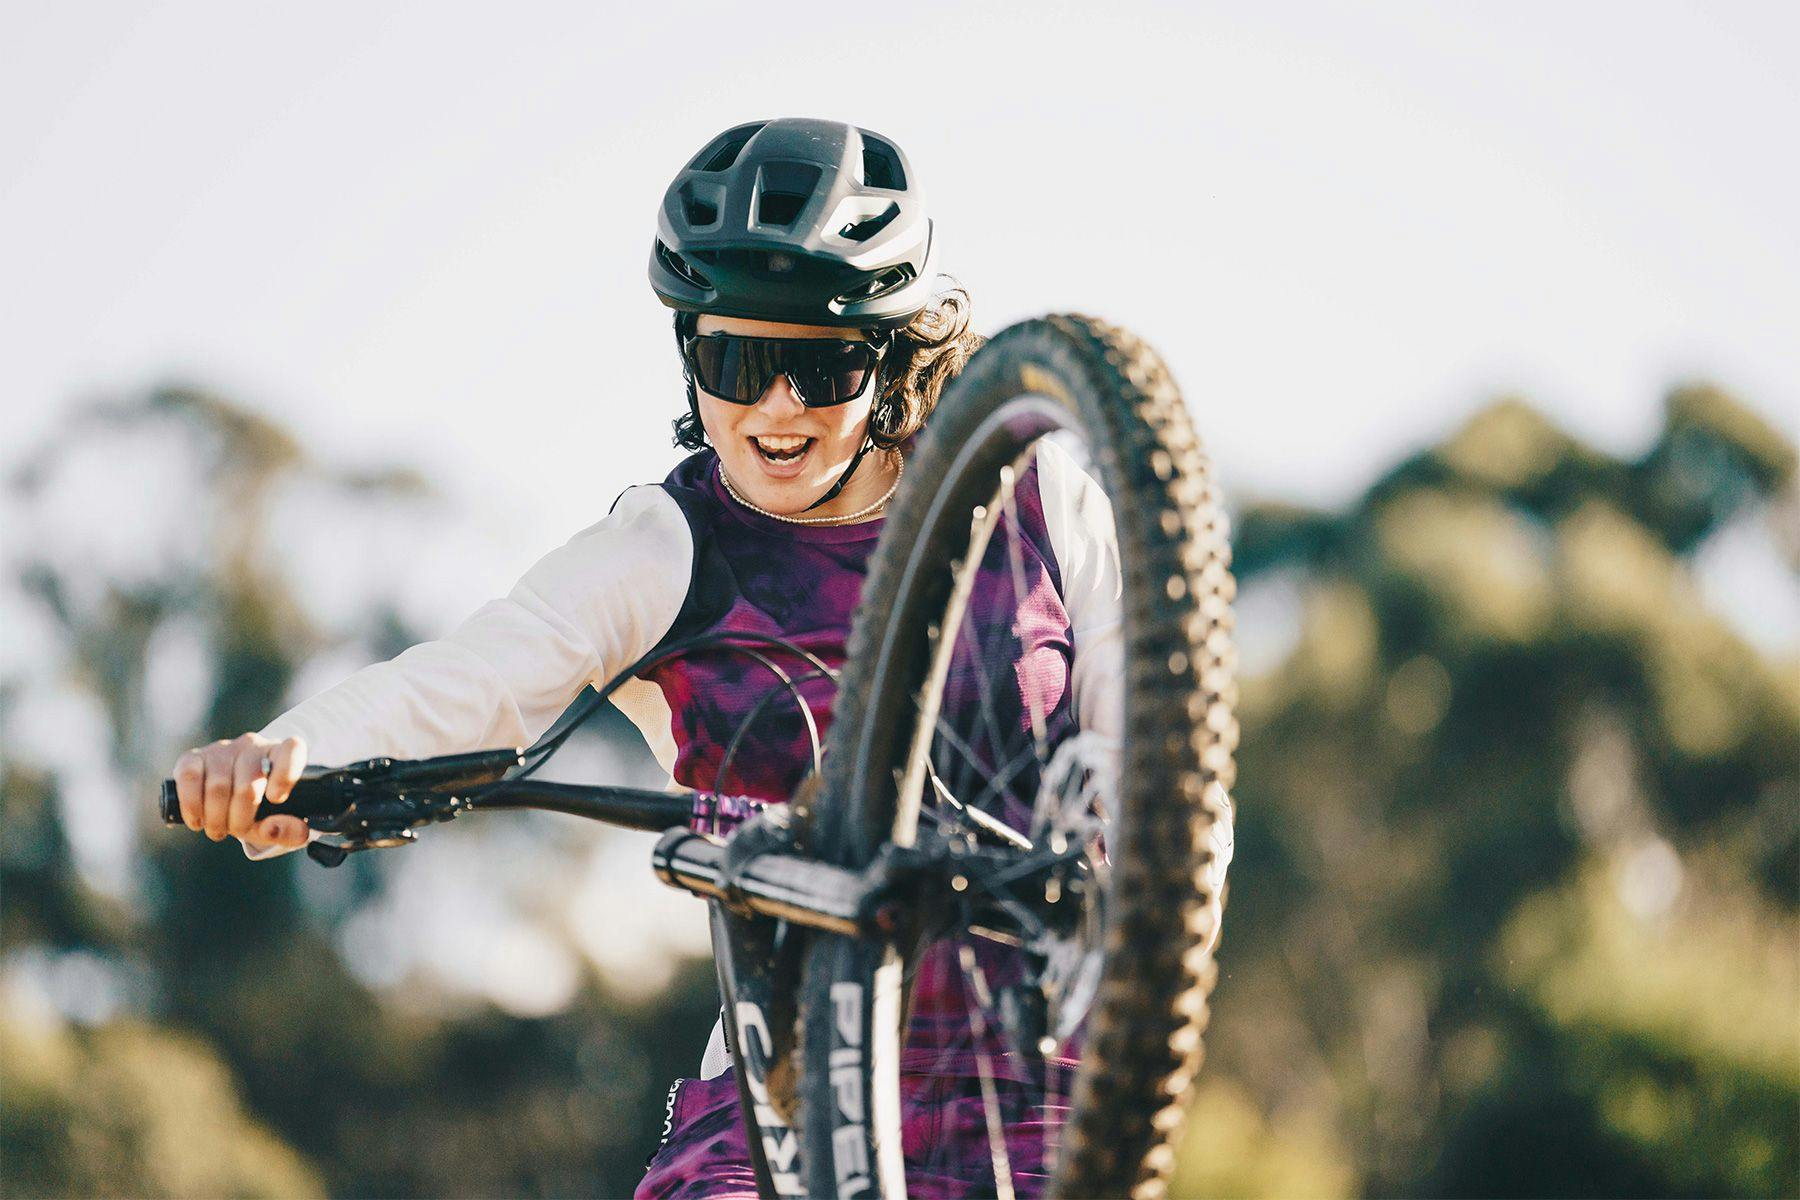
[3,2,1795,1196]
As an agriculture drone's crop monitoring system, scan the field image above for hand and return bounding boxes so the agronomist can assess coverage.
[171,734,310,850]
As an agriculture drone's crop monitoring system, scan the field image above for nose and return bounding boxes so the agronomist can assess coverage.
[754,373,807,414]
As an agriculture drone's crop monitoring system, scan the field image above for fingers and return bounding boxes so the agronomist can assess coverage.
[266,737,306,806]
[175,733,309,852]
[202,741,236,841]
[228,748,268,841]
[174,749,205,832]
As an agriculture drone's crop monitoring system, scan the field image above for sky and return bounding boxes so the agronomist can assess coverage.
[5,1,1796,593]
[4,1,1797,1014]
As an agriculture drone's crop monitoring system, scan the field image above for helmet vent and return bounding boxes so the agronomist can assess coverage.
[754,161,822,228]
[684,196,718,227]
[656,240,712,290]
[837,263,916,304]
[695,123,765,172]
[861,138,905,190]
[838,202,899,243]
[758,192,807,227]
[678,181,725,230]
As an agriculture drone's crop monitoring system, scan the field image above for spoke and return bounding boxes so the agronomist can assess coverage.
[1046,1029,1069,1179]
[964,744,1051,831]
[928,477,1061,841]
[951,545,1013,785]
[927,717,1001,806]
[978,845,1082,892]
[967,924,1025,948]
[1031,731,1115,843]
[937,480,1019,810]
[956,943,1017,1200]
[1000,473,1051,765]
[883,440,1137,1195]
[978,886,1052,944]
[927,762,1035,852]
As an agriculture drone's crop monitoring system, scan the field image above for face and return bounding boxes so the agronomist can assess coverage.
[694,314,879,515]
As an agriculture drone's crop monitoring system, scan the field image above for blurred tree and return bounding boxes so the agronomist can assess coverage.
[5,380,1794,1199]
[2,387,714,1197]
[1,1010,323,1199]
[1202,385,1797,1197]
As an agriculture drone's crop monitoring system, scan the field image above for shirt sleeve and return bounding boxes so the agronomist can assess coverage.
[1036,438,1233,911]
[243,484,692,858]
[1035,437,1124,740]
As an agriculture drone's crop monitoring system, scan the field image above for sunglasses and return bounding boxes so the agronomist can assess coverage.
[682,333,886,408]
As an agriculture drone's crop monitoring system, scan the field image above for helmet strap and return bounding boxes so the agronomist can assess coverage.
[801,339,892,513]
[802,427,877,511]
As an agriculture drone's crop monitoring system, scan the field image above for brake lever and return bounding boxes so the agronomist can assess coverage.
[305,826,420,868]
[158,748,523,829]
[157,746,530,867]
[307,841,351,868]
[298,788,469,867]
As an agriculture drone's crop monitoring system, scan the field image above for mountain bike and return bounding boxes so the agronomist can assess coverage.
[160,314,1238,1200]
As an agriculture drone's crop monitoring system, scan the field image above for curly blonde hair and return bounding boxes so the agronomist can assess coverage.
[671,283,986,452]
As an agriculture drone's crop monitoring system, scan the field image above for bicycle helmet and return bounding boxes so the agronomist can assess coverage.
[649,118,936,330]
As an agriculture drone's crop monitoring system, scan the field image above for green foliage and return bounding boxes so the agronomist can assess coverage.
[5,381,1793,1197]
[1495,866,1798,1196]
[4,388,718,1198]
[1,1013,323,1198]
[1196,385,1798,1197]
[1169,1081,1356,1200]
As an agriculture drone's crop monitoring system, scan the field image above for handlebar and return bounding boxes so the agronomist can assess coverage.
[157,747,713,865]
[157,748,526,827]
[154,747,1037,942]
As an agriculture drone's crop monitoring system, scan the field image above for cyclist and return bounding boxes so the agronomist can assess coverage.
[171,117,1232,1198]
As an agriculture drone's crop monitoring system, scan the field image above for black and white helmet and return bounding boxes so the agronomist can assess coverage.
[649,118,936,330]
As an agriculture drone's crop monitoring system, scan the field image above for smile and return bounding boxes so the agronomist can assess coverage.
[751,436,814,464]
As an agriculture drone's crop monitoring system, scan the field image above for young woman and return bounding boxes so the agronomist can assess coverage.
[171,117,1227,1198]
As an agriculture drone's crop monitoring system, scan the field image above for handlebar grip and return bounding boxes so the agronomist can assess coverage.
[157,747,523,831]
[159,779,295,828]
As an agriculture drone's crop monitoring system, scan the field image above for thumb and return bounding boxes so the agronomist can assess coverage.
[266,736,307,805]
[250,815,310,849]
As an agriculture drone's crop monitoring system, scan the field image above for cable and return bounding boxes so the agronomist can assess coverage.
[460,629,843,802]
[711,664,834,795]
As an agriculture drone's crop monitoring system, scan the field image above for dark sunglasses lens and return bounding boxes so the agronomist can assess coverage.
[689,337,878,406]
[794,340,877,406]
[690,337,766,403]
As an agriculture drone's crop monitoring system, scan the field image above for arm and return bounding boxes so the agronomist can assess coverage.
[1035,440,1234,921]
[245,485,693,855]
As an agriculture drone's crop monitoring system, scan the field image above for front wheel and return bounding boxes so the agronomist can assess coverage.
[798,315,1238,1199]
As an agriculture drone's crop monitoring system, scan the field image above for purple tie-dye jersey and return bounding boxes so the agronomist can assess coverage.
[639,448,1076,814]
[636,448,1083,1199]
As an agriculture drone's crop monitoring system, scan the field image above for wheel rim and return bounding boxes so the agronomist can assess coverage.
[804,315,1236,1200]
[874,426,1122,1199]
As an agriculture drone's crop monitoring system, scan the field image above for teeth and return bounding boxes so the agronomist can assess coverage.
[753,435,812,463]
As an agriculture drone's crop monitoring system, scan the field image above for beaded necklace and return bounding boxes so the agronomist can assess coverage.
[717,452,903,526]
